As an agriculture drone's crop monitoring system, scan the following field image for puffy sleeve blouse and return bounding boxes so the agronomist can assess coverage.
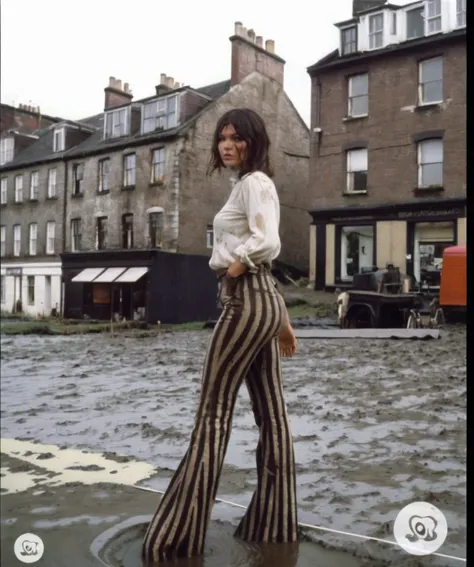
[209,171,281,273]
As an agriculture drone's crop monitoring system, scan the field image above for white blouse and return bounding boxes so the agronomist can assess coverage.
[209,171,281,273]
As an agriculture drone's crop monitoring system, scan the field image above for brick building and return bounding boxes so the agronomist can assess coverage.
[1,22,309,320]
[306,0,466,290]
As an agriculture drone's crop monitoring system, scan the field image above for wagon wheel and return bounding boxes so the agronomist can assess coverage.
[434,308,445,327]
[407,310,421,329]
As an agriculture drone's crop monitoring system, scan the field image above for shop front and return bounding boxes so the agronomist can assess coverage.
[309,198,466,291]
[61,249,220,324]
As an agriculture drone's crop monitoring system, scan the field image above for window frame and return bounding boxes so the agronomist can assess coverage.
[46,221,55,255]
[1,177,7,204]
[406,6,425,39]
[104,107,130,139]
[30,171,39,200]
[142,94,179,134]
[27,275,35,306]
[0,225,5,257]
[456,0,466,27]
[418,56,443,105]
[14,175,23,203]
[0,137,14,165]
[71,218,82,252]
[96,216,108,250]
[48,168,57,198]
[72,163,84,196]
[122,213,134,249]
[123,153,136,188]
[346,148,368,194]
[425,0,442,35]
[368,13,384,49]
[348,73,369,118]
[417,138,443,188]
[98,158,110,193]
[28,222,38,256]
[53,128,65,152]
[151,148,166,184]
[13,224,21,256]
[341,25,357,56]
[148,210,164,248]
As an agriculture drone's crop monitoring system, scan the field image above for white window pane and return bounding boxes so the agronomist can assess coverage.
[348,149,368,172]
[350,74,368,96]
[422,81,442,103]
[421,58,442,82]
[427,18,441,33]
[420,140,443,163]
[407,8,424,38]
[369,14,383,32]
[421,163,443,186]
[350,95,368,116]
[427,0,441,17]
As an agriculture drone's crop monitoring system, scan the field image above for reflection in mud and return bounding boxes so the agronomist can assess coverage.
[1,324,466,565]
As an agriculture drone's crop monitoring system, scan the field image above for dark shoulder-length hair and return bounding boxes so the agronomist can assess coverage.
[207,108,274,178]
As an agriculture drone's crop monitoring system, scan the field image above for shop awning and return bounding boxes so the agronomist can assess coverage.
[93,267,127,283]
[114,267,149,283]
[71,268,106,282]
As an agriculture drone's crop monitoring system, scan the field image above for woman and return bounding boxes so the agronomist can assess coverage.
[142,108,299,564]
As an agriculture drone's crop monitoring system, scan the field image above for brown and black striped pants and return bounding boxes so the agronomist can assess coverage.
[142,265,298,564]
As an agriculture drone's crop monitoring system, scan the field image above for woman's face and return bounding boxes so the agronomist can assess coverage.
[218,124,247,170]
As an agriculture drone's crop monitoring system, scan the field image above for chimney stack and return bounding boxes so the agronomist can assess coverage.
[352,0,387,16]
[230,21,285,86]
[104,76,133,110]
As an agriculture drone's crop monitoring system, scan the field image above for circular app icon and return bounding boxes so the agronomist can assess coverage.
[394,501,448,556]
[13,533,45,564]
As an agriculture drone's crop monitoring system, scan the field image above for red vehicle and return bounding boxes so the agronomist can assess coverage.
[439,244,466,321]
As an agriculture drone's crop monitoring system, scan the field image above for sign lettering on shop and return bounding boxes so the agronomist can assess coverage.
[6,268,22,276]
[398,208,463,219]
[329,207,464,223]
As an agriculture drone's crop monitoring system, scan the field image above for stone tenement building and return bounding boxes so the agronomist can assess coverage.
[0,22,309,319]
[306,0,466,290]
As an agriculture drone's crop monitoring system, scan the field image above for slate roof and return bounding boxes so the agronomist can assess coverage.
[0,79,232,171]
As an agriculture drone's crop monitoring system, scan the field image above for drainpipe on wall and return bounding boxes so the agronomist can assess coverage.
[60,158,68,317]
[169,139,184,252]
[315,77,323,157]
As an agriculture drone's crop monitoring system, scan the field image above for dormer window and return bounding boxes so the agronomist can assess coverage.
[0,137,14,165]
[456,0,466,27]
[142,94,178,134]
[406,6,424,39]
[368,13,384,49]
[426,0,442,34]
[104,107,130,139]
[341,26,357,55]
[53,128,65,152]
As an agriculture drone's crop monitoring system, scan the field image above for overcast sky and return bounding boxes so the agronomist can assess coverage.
[1,0,413,126]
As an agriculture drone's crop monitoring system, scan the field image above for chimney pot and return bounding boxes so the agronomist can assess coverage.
[165,76,175,88]
[109,76,116,87]
[265,39,275,53]
[248,29,256,42]
[256,35,263,47]
[234,21,243,35]
[124,82,130,93]
[160,73,167,85]
[116,79,123,91]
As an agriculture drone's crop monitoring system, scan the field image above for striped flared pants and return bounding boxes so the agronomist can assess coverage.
[142,265,298,564]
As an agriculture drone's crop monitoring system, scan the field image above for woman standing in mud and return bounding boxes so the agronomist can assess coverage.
[142,108,298,564]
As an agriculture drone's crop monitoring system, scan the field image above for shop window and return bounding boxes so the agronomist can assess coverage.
[413,221,454,284]
[340,225,375,281]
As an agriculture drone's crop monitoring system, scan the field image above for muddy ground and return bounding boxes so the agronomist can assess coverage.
[0,324,466,566]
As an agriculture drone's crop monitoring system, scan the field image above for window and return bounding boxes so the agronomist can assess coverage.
[123,154,136,187]
[348,74,369,117]
[414,222,454,282]
[29,223,38,256]
[30,171,39,200]
[151,148,166,183]
[98,159,110,193]
[13,224,21,256]
[71,219,82,252]
[14,175,23,203]
[1,178,7,204]
[206,225,214,249]
[46,221,55,255]
[96,216,108,250]
[341,26,357,55]
[369,13,384,49]
[0,275,4,303]
[27,276,35,306]
[72,164,84,196]
[418,139,443,188]
[142,95,178,134]
[456,0,466,27]
[0,137,14,165]
[122,214,134,249]
[340,226,375,281]
[53,128,65,152]
[391,12,397,35]
[406,7,424,39]
[426,0,442,34]
[346,148,368,193]
[148,209,164,248]
[0,225,5,257]
[48,168,57,198]
[419,57,443,104]
[104,108,129,139]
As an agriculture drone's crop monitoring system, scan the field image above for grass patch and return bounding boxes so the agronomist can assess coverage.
[1,320,149,336]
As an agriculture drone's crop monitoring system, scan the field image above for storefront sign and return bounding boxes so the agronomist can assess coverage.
[398,208,464,219]
[6,268,22,276]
